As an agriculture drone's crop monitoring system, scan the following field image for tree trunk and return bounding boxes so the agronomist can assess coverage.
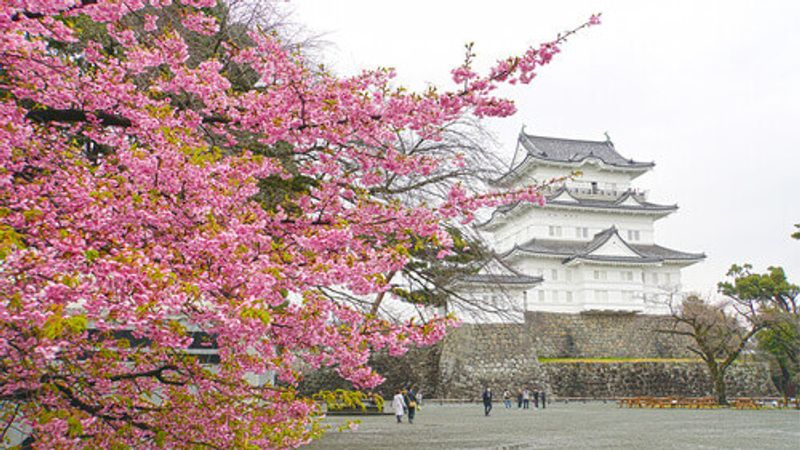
[778,362,793,401]
[706,360,728,406]
[714,372,728,405]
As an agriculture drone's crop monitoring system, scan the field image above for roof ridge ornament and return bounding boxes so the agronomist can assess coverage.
[604,131,614,147]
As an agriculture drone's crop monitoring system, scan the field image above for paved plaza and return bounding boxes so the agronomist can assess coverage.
[307,402,800,449]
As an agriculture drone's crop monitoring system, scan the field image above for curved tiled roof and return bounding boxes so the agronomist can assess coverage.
[493,131,654,186]
[501,226,705,265]
[457,273,543,285]
[476,188,677,229]
[548,187,676,211]
[454,257,542,286]
[519,132,654,169]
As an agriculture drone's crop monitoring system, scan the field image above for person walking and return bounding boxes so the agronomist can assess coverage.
[541,390,546,409]
[533,389,539,409]
[517,389,523,408]
[392,389,406,424]
[522,388,530,409]
[503,389,512,409]
[482,387,493,416]
[404,388,417,424]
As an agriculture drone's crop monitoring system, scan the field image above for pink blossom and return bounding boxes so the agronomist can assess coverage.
[0,1,595,447]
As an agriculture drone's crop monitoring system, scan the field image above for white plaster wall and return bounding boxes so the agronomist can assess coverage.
[450,286,527,324]
[490,208,656,252]
[501,257,683,315]
[522,164,637,191]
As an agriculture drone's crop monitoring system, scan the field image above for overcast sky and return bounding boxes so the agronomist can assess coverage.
[288,0,799,295]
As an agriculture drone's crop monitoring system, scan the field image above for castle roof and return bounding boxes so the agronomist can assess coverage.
[493,131,654,186]
[453,256,543,287]
[477,187,677,229]
[518,132,654,169]
[501,226,705,266]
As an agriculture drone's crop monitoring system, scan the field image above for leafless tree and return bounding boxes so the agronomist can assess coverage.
[661,295,769,404]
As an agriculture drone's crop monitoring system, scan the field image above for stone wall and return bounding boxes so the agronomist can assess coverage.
[542,361,778,398]
[438,324,548,399]
[297,313,777,400]
[526,311,693,358]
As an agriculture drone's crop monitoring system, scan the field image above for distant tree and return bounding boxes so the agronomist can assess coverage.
[719,265,799,399]
[662,295,767,404]
[792,224,800,240]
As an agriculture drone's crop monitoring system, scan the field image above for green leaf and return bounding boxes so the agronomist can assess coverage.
[155,430,167,448]
[67,416,83,437]
[84,248,99,263]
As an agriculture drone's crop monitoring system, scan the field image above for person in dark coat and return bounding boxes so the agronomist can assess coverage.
[541,390,546,409]
[482,387,493,416]
[403,388,417,424]
[517,389,523,408]
[533,389,540,409]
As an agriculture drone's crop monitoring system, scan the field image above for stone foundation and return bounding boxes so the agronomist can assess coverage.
[526,311,693,358]
[298,312,778,399]
[438,324,548,399]
[542,361,778,398]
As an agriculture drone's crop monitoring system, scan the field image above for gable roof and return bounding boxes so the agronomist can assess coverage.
[563,227,658,263]
[500,226,705,266]
[476,187,678,229]
[519,132,654,169]
[493,130,655,186]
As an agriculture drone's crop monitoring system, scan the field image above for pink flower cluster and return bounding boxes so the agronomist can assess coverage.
[0,1,597,448]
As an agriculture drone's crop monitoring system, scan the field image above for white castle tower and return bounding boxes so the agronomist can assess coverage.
[470,129,704,318]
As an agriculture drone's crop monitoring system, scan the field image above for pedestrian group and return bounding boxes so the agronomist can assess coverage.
[392,387,422,424]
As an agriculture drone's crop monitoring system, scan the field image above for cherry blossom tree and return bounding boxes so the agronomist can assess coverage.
[0,1,599,447]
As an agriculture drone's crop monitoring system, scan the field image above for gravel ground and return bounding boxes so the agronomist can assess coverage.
[306,402,800,449]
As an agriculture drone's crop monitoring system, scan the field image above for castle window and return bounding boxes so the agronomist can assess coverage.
[550,269,558,281]
[622,271,633,281]
[548,225,562,237]
[566,291,573,302]
[591,181,598,193]
[575,227,588,238]
[566,269,573,282]
[593,270,607,281]
[627,230,641,241]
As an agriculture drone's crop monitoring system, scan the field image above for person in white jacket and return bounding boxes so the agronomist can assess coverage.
[392,390,407,424]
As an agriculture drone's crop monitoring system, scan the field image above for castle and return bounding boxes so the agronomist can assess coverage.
[301,129,777,400]
[452,129,705,322]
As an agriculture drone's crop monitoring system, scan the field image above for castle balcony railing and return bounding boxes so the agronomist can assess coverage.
[542,184,649,201]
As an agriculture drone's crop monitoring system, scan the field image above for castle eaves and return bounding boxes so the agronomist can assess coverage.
[501,227,706,265]
[519,132,655,169]
[492,131,655,187]
[453,255,543,287]
[476,188,677,229]
[457,273,543,285]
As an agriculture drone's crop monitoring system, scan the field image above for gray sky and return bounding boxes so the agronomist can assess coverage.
[289,0,800,295]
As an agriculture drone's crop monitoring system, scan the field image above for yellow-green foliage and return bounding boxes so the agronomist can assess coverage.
[313,389,384,412]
